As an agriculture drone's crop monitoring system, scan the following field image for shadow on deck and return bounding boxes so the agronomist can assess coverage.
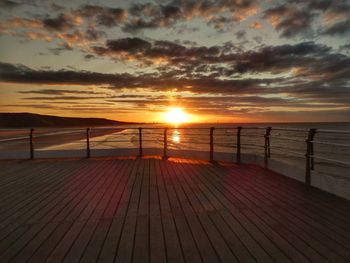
[0,157,349,262]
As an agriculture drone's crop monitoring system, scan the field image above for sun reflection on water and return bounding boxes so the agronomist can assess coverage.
[172,130,180,143]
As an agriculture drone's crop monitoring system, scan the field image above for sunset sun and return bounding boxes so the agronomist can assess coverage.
[164,107,189,124]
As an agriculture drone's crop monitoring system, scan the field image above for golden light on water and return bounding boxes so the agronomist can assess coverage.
[172,130,180,143]
[164,107,189,124]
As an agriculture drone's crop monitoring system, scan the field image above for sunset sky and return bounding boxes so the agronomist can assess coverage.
[0,0,349,123]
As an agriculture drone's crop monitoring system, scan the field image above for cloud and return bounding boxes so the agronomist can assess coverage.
[94,37,152,55]
[250,21,262,29]
[1,40,349,111]
[0,0,20,9]
[42,14,78,31]
[75,5,128,27]
[263,4,315,38]
[22,96,107,100]
[321,19,350,36]
[91,38,340,80]
[18,89,106,95]
[262,0,350,38]
[123,0,258,32]
[235,30,246,40]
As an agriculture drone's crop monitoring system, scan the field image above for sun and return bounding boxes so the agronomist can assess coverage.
[164,107,189,124]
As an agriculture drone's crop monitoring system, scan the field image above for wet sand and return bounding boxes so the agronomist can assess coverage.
[0,128,123,151]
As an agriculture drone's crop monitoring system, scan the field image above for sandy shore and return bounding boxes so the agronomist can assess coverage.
[0,128,123,151]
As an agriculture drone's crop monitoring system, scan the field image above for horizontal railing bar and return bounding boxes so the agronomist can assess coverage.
[312,169,350,181]
[316,129,350,134]
[270,145,305,156]
[312,141,350,147]
[169,141,208,145]
[1,126,349,133]
[239,145,264,150]
[34,142,86,145]
[241,143,265,148]
[0,136,29,142]
[240,134,264,137]
[271,127,308,132]
[274,147,305,157]
[90,140,133,143]
[215,143,236,147]
[312,155,350,166]
[270,136,305,143]
[174,133,208,136]
[271,133,306,138]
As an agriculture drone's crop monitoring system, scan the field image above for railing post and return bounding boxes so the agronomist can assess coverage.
[236,126,242,163]
[86,128,91,158]
[163,128,168,159]
[138,127,143,157]
[305,128,317,186]
[264,127,272,167]
[210,127,214,162]
[29,128,34,160]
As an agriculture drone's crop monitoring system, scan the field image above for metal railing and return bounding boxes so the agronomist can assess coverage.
[1,126,349,186]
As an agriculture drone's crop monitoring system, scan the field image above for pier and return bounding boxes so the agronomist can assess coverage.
[1,157,350,262]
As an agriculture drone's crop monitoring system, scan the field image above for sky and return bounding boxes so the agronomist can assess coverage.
[0,0,349,123]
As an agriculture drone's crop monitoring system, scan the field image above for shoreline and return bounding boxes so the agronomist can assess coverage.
[0,128,124,151]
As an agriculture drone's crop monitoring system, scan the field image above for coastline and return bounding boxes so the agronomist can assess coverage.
[0,127,124,151]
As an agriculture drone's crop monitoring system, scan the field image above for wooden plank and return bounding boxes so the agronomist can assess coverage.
[78,159,134,263]
[167,159,236,263]
[0,160,105,252]
[0,161,85,222]
[44,160,122,262]
[154,158,185,263]
[222,164,350,262]
[0,157,349,263]
[114,158,145,263]
[159,160,202,263]
[202,164,328,262]
[0,160,77,205]
[1,160,117,262]
[183,159,292,262]
[175,160,259,263]
[180,159,274,263]
[148,158,167,263]
[223,164,350,246]
[249,165,350,217]
[199,161,328,262]
[56,159,132,263]
[97,158,142,262]
[132,158,150,263]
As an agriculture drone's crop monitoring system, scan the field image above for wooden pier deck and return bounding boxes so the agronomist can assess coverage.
[0,157,349,263]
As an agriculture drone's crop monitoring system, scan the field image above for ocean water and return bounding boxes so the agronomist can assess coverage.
[1,123,349,179]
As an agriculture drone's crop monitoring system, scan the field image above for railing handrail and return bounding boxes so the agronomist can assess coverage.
[1,126,349,185]
[1,126,350,133]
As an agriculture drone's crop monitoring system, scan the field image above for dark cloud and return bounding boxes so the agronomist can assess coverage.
[22,96,107,100]
[321,19,350,36]
[92,38,337,78]
[339,44,350,54]
[42,14,76,31]
[263,0,350,38]
[123,0,258,32]
[1,39,349,110]
[18,89,106,95]
[235,30,246,40]
[94,38,152,55]
[0,0,20,9]
[263,4,315,38]
[76,5,127,27]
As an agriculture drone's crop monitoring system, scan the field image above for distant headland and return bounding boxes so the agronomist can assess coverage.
[0,112,134,128]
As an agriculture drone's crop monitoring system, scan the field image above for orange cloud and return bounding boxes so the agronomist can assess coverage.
[250,21,262,29]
